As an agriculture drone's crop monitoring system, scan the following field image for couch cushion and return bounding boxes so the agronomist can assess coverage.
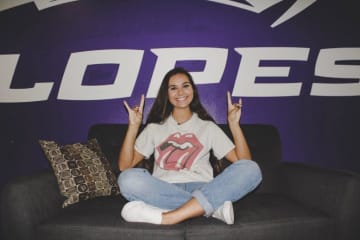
[185,193,334,240]
[39,138,120,207]
[36,193,334,240]
[36,196,185,240]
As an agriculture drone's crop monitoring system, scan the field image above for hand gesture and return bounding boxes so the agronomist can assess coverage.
[123,94,145,126]
[227,91,242,125]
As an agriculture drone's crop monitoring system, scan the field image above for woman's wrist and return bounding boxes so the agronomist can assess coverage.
[127,122,141,133]
[228,119,240,129]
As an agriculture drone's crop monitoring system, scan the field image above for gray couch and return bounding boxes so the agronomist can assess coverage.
[1,124,360,240]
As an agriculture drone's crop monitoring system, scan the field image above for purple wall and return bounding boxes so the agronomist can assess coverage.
[0,0,359,190]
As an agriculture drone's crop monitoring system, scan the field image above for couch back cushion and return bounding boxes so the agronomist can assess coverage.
[88,124,281,193]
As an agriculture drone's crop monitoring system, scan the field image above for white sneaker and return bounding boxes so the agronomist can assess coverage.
[212,201,234,224]
[121,201,168,224]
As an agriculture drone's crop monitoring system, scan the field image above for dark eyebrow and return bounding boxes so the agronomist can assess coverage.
[168,81,191,88]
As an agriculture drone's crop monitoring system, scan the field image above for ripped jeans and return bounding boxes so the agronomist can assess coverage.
[117,159,262,217]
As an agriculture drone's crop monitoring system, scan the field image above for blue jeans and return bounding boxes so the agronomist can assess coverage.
[118,160,262,217]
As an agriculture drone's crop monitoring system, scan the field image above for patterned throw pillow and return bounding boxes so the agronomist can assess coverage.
[39,138,120,208]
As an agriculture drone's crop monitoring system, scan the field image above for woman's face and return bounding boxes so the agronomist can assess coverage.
[167,73,194,110]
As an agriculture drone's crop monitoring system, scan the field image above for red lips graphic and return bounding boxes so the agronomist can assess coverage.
[156,132,203,170]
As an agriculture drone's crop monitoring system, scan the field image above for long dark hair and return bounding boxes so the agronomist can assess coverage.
[146,67,214,124]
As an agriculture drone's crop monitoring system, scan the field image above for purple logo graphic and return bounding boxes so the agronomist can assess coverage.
[0,0,359,193]
[1,0,317,28]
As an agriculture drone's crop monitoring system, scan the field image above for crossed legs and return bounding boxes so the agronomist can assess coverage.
[118,160,262,224]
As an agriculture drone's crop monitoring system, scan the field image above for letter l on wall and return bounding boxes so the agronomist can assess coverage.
[0,54,53,103]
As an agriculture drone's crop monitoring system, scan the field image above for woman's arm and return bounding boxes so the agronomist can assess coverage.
[118,95,145,171]
[225,91,252,162]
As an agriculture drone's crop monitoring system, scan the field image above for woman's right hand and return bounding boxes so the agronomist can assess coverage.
[123,94,145,126]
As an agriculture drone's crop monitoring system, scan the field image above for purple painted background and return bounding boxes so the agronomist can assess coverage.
[0,0,359,191]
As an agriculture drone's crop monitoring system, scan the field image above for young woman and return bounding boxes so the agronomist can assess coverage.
[118,67,262,225]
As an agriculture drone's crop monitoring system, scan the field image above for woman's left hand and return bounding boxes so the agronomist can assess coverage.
[227,91,242,125]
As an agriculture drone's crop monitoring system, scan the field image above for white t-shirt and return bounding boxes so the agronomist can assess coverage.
[134,113,235,183]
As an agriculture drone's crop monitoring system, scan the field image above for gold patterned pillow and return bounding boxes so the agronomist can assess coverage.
[39,138,119,208]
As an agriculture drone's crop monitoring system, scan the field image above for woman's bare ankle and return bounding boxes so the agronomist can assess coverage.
[161,211,178,225]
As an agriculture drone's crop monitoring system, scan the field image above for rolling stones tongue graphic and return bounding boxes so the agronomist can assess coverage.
[156,132,203,171]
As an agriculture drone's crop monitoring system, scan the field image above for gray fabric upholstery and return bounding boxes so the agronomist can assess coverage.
[1,124,359,240]
[1,171,63,240]
[279,163,360,240]
[35,196,185,240]
[185,194,334,240]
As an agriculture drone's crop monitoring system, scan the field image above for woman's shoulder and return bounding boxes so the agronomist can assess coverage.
[144,121,168,131]
[144,122,162,128]
[196,116,219,130]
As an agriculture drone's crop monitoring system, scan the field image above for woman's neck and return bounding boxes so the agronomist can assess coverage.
[172,109,193,125]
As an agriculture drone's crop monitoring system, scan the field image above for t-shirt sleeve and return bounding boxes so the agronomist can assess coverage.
[209,123,235,160]
[134,124,155,159]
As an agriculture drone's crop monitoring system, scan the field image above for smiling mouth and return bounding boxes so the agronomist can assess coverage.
[176,96,187,100]
[176,96,190,103]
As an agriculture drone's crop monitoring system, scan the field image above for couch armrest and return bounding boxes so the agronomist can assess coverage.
[278,162,360,240]
[1,170,64,240]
